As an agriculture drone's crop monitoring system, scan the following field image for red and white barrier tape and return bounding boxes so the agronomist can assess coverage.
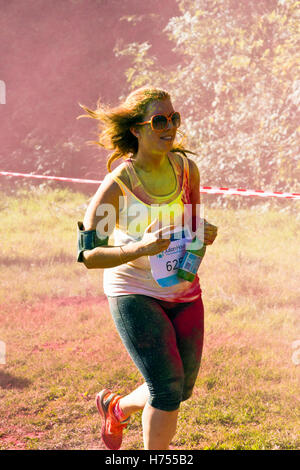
[200,186,300,199]
[0,171,99,185]
[1,170,299,199]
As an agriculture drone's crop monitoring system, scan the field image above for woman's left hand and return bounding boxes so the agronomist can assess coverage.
[197,219,218,245]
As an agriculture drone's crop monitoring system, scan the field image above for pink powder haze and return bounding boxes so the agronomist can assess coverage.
[0,0,181,183]
[0,0,298,197]
[0,0,299,451]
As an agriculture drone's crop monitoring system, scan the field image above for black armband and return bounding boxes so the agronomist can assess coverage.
[77,221,109,263]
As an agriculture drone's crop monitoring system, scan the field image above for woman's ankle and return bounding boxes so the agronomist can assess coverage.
[114,399,131,421]
[118,395,146,418]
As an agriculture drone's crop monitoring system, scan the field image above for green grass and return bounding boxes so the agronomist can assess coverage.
[0,186,299,450]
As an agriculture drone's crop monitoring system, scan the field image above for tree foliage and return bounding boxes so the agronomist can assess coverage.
[116,0,300,209]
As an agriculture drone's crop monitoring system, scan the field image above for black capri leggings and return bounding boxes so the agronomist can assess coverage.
[107,294,204,412]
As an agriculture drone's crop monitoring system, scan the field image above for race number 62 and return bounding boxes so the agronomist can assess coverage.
[166,258,184,271]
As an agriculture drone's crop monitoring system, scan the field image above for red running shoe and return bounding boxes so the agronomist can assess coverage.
[96,388,129,450]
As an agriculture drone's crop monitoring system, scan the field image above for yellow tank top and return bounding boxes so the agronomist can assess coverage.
[102,153,202,302]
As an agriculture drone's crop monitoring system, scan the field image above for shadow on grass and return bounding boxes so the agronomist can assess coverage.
[0,370,31,389]
[0,253,75,267]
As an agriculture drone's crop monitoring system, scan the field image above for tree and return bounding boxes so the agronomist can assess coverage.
[115,0,300,209]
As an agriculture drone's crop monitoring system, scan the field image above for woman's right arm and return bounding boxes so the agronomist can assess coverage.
[81,176,147,269]
[83,242,146,269]
[81,175,175,270]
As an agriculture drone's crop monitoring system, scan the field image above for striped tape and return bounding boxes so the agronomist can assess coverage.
[1,170,299,199]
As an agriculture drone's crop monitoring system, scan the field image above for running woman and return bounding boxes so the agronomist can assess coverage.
[77,87,218,450]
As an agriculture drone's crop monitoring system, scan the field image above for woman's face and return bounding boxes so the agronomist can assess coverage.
[133,98,178,156]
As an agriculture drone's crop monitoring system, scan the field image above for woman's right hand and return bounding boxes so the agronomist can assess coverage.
[140,218,176,257]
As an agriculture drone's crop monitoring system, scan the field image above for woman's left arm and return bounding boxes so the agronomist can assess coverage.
[188,158,218,246]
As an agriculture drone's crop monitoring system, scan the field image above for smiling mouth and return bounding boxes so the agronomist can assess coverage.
[160,136,174,141]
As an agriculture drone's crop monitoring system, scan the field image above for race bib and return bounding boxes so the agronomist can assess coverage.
[149,229,192,287]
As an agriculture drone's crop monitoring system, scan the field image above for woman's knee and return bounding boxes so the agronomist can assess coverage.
[181,368,200,402]
[181,387,193,403]
[147,376,184,412]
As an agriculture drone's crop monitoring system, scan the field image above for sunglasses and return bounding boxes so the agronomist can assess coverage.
[136,111,181,131]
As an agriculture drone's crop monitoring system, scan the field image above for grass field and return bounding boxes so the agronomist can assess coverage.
[0,186,299,450]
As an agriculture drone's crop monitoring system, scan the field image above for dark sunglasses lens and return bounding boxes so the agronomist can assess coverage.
[152,115,168,130]
[172,112,181,127]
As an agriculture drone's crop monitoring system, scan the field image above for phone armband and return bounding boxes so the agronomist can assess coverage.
[77,221,109,263]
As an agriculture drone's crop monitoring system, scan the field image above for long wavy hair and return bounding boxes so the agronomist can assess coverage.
[77,87,195,172]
